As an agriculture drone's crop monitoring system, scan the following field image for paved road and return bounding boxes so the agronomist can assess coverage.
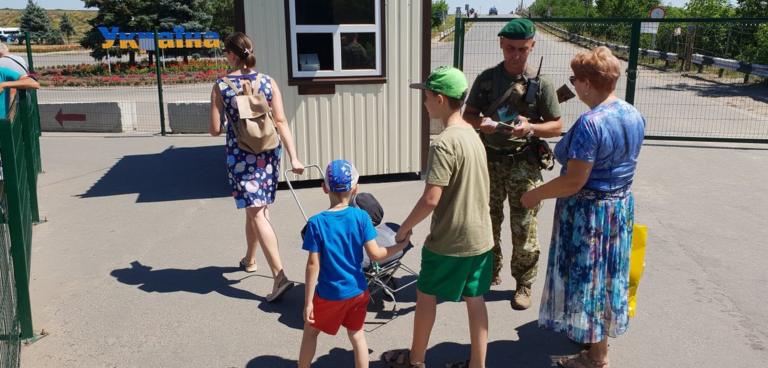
[19,134,768,367]
[433,21,768,139]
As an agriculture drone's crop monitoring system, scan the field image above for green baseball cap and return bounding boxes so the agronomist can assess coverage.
[498,18,536,39]
[409,66,468,100]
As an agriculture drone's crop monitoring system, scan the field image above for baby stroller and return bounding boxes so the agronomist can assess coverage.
[285,165,418,309]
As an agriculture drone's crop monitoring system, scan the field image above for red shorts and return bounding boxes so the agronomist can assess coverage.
[310,290,369,335]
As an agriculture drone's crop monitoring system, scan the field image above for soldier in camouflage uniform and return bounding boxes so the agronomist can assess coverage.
[463,18,562,310]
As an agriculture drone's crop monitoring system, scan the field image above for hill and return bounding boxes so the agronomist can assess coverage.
[0,8,97,42]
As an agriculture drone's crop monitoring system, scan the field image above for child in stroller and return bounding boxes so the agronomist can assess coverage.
[350,193,418,305]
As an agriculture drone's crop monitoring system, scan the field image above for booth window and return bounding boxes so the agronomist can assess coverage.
[286,0,385,86]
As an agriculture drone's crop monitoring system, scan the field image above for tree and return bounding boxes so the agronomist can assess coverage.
[59,13,76,44]
[207,0,234,41]
[432,0,449,29]
[81,0,213,64]
[19,0,62,44]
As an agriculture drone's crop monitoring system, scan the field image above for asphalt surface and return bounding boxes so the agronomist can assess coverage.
[18,133,768,367]
[432,22,768,139]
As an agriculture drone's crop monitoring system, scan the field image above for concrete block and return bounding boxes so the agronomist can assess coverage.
[167,101,209,134]
[39,102,136,133]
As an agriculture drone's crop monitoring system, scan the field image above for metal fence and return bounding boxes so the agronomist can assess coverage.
[20,30,227,134]
[449,16,768,143]
[0,89,44,368]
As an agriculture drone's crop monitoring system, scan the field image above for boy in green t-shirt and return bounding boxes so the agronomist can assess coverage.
[381,66,494,368]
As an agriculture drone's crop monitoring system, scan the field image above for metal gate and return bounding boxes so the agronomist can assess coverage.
[450,16,768,143]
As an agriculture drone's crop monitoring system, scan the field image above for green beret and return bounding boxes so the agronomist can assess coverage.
[498,18,536,40]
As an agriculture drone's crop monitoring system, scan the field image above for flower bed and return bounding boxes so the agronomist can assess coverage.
[37,59,229,87]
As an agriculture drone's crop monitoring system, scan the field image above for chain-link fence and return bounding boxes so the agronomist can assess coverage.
[0,181,20,368]
[19,30,228,134]
[448,17,768,142]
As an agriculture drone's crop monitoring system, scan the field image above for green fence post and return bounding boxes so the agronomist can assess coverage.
[625,20,641,105]
[154,29,166,136]
[17,91,41,224]
[24,32,34,73]
[459,18,466,71]
[0,112,35,340]
[453,15,463,68]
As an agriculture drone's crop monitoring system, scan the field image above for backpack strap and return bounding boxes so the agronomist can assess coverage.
[2,56,28,73]
[220,77,240,95]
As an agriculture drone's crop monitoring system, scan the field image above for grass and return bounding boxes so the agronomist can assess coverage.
[0,9,97,43]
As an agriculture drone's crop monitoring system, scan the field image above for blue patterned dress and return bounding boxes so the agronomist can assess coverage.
[538,99,645,343]
[217,73,282,209]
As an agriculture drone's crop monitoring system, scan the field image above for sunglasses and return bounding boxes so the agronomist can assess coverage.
[221,48,229,53]
[569,76,578,86]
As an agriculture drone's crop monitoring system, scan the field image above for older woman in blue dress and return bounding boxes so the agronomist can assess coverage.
[521,46,645,368]
[210,33,305,302]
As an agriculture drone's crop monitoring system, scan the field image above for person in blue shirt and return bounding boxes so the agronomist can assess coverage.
[1,67,39,118]
[520,46,645,368]
[298,159,410,368]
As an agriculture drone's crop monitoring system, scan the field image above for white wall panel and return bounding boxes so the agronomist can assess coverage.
[244,0,423,181]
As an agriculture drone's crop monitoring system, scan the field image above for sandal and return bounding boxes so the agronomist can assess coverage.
[557,350,610,368]
[239,258,258,273]
[381,350,426,368]
[266,275,295,302]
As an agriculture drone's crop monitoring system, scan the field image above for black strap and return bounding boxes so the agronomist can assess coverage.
[482,67,537,118]
[2,56,28,73]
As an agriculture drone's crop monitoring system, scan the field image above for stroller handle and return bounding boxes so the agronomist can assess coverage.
[284,164,325,223]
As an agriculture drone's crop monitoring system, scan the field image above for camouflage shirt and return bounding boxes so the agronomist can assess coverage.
[465,61,561,148]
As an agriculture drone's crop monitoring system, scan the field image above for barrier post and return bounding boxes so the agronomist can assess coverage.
[154,29,166,136]
[625,20,642,105]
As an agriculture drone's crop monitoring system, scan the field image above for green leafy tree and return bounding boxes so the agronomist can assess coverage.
[207,0,234,40]
[59,12,76,44]
[20,0,62,44]
[155,0,213,62]
[432,0,449,28]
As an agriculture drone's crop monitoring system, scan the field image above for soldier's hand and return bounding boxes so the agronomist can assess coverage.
[520,189,541,209]
[511,116,530,138]
[479,118,497,134]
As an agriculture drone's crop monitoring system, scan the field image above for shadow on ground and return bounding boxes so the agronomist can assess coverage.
[243,320,582,368]
[79,144,421,202]
[110,261,305,329]
[647,75,768,104]
[80,145,229,202]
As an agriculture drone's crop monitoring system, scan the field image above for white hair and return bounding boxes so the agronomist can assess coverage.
[0,42,8,54]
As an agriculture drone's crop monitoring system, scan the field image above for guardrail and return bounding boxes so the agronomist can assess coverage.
[541,22,768,82]
[438,26,455,40]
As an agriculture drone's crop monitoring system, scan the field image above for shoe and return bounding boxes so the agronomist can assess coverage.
[239,257,257,273]
[266,276,295,302]
[511,284,532,310]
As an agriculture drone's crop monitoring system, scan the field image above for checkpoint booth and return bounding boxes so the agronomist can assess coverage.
[234,0,432,181]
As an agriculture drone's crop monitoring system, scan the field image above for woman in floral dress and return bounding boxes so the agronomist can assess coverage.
[521,46,646,368]
[209,32,305,302]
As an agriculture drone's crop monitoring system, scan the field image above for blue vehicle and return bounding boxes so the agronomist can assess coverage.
[489,6,498,15]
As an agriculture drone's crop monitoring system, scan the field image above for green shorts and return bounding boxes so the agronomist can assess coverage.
[417,247,492,302]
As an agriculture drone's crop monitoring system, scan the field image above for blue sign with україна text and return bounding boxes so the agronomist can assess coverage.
[99,27,220,53]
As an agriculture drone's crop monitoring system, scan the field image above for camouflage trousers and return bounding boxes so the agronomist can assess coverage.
[488,159,543,286]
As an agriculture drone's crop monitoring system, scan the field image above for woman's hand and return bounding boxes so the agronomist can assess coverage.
[290,160,305,174]
[520,189,541,210]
